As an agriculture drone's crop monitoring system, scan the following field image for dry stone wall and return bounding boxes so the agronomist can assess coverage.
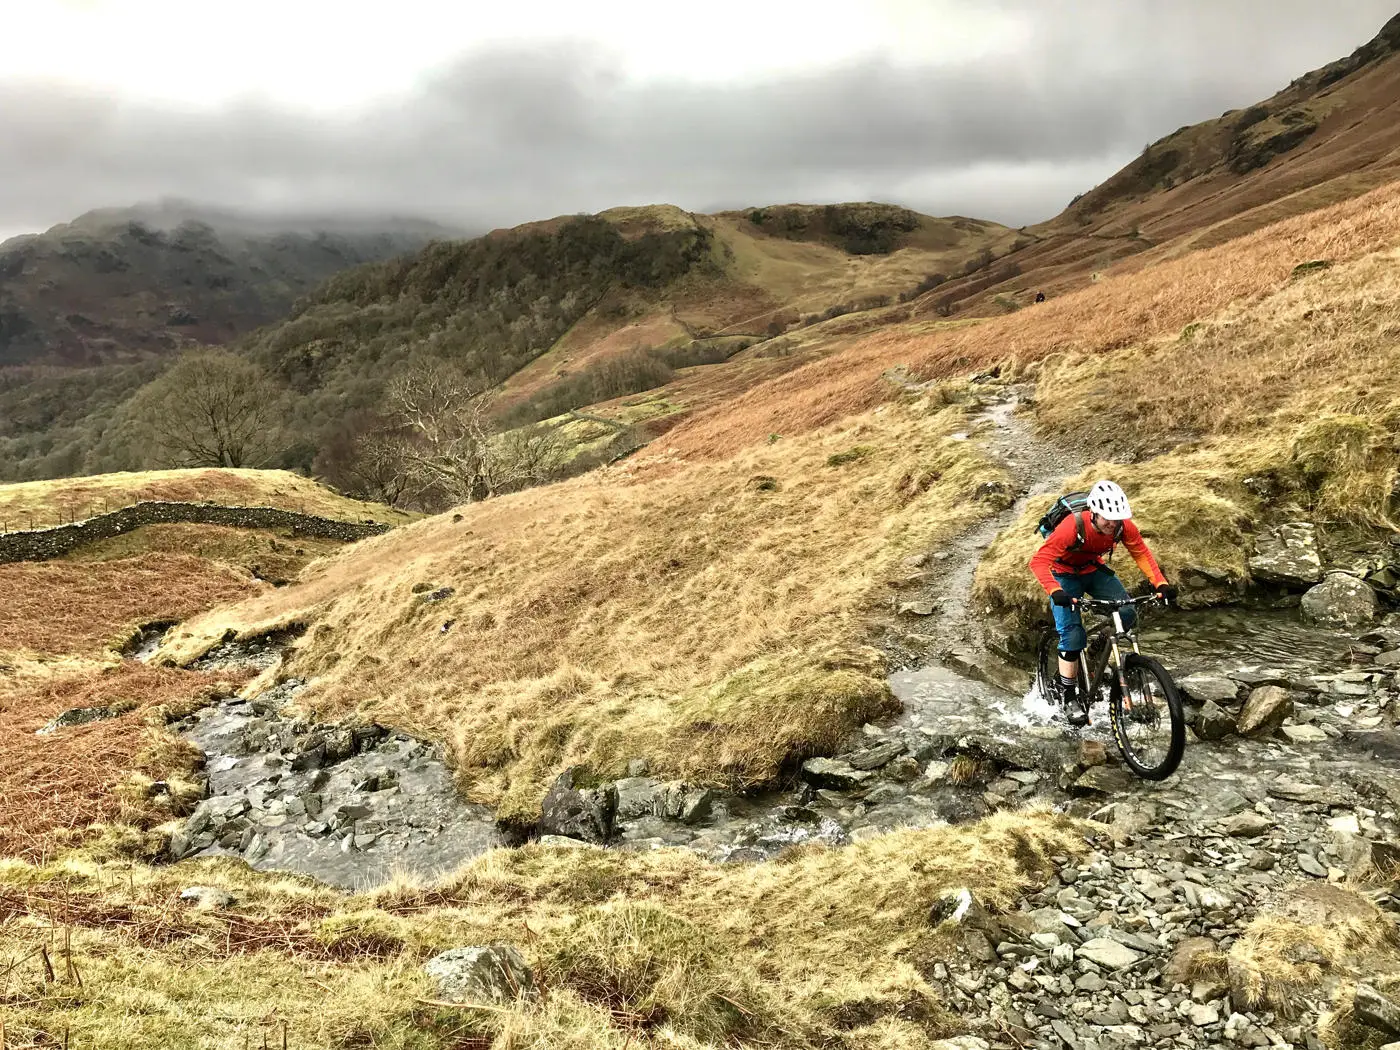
[0,501,391,563]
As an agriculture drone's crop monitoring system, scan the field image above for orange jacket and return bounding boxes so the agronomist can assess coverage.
[1029,511,1166,595]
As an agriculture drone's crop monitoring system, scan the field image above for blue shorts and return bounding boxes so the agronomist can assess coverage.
[1051,567,1133,652]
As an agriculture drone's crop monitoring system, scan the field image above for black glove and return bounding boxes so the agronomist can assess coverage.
[1155,582,1178,604]
[1050,589,1074,608]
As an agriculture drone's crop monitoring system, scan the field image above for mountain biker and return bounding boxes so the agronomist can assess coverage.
[1029,480,1176,725]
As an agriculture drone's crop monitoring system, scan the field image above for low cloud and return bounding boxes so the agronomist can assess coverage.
[1,2,1394,233]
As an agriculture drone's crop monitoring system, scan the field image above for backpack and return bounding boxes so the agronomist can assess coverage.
[1035,491,1122,549]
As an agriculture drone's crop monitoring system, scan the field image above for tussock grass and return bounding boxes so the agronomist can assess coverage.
[2,809,1085,1048]
[160,396,1007,820]
[1183,884,1400,1042]
[0,467,410,527]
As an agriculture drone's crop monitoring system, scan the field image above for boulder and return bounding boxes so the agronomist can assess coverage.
[424,945,538,1005]
[613,777,660,821]
[538,766,617,844]
[1301,573,1379,627]
[1281,723,1328,743]
[1194,700,1237,741]
[1070,765,1136,796]
[1355,985,1400,1039]
[800,757,873,790]
[1248,523,1323,587]
[1237,686,1294,737]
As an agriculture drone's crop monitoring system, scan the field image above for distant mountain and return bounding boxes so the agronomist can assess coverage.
[909,11,1400,315]
[0,200,457,366]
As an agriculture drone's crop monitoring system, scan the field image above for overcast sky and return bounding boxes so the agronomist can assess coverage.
[2,0,1395,240]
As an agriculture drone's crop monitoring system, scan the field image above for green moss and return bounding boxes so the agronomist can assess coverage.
[826,445,875,467]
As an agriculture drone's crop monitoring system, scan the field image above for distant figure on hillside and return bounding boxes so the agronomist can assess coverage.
[1034,291,1046,303]
[1029,480,1176,726]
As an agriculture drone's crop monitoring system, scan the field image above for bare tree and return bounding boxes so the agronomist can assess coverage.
[376,361,568,509]
[127,350,280,467]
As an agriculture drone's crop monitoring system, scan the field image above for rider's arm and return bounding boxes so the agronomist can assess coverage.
[1122,520,1168,587]
[1029,515,1077,594]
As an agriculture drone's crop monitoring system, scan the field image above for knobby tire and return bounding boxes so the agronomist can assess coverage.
[1110,652,1185,780]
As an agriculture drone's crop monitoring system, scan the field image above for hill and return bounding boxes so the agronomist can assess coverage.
[0,199,450,367]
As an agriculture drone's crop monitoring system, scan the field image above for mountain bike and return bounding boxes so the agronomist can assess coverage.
[1035,594,1185,780]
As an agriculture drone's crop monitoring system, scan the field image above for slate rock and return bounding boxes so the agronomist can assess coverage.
[1077,937,1142,969]
[538,766,617,844]
[1195,700,1237,741]
[848,740,906,771]
[1223,811,1272,838]
[1237,686,1293,737]
[1355,985,1400,1038]
[800,757,873,790]
[424,945,538,1005]
[1248,523,1323,587]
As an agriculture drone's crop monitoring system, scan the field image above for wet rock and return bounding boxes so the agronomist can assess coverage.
[1249,523,1322,587]
[1077,937,1141,969]
[179,885,236,910]
[800,758,873,790]
[1355,985,1400,1038]
[847,740,906,771]
[680,788,716,825]
[1180,675,1241,705]
[1237,685,1293,737]
[1301,573,1379,627]
[425,945,538,1005]
[1223,811,1272,837]
[885,756,921,782]
[956,734,1042,771]
[538,767,617,844]
[1077,740,1108,768]
[36,706,118,735]
[1071,765,1136,796]
[1195,700,1236,741]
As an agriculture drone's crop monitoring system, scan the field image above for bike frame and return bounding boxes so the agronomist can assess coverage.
[1075,596,1159,705]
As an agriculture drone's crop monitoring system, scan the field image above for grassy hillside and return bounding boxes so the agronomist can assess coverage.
[160,179,1400,824]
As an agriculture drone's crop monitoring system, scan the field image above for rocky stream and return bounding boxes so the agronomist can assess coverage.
[93,387,1400,1047]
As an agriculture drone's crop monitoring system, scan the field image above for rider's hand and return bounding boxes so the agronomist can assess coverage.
[1155,582,1178,604]
[1050,588,1074,608]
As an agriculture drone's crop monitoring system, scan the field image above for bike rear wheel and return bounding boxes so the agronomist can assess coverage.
[1110,653,1185,780]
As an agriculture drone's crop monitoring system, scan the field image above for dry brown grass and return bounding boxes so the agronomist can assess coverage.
[1,807,1085,1049]
[0,554,259,656]
[159,395,1006,821]
[649,180,1400,462]
[0,663,249,861]
[0,467,411,528]
[62,522,343,579]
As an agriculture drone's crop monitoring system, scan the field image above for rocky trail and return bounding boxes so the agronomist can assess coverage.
[101,385,1400,1046]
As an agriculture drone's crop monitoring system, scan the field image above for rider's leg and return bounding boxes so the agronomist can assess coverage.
[1083,567,1135,629]
[1050,573,1088,724]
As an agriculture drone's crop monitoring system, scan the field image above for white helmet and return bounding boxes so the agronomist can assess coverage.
[1087,479,1132,520]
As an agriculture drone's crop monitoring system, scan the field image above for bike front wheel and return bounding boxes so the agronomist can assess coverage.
[1110,653,1185,780]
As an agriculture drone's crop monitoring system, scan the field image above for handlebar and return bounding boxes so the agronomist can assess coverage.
[1075,594,1164,611]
